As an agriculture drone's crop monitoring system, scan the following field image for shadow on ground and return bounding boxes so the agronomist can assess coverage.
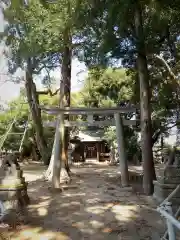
[2,162,166,240]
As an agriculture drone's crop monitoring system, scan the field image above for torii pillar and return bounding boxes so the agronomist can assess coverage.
[115,113,129,187]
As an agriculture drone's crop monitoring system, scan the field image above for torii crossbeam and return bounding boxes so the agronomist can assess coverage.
[40,105,137,115]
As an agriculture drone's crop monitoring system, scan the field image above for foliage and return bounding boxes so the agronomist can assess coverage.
[81,68,141,161]
[82,68,134,106]
[104,126,141,161]
[1,0,95,78]
[2,0,180,194]
[0,90,82,152]
[77,0,180,147]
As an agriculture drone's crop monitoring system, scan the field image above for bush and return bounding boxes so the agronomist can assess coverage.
[104,126,141,162]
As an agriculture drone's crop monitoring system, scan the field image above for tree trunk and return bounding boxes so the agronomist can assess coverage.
[31,144,39,162]
[161,134,164,163]
[176,111,180,146]
[32,131,41,159]
[60,31,72,177]
[134,1,156,195]
[44,33,72,186]
[25,58,49,165]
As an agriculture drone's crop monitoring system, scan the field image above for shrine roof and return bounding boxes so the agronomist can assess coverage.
[76,129,105,142]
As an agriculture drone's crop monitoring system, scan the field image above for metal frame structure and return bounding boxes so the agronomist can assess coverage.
[0,119,29,153]
[0,100,27,152]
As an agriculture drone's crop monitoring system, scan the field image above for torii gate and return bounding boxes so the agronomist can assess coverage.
[40,105,137,187]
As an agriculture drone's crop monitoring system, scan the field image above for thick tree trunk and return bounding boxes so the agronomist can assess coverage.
[44,32,72,186]
[176,111,180,146]
[25,59,49,165]
[45,44,72,185]
[60,31,72,177]
[161,134,164,163]
[31,144,39,162]
[134,2,156,195]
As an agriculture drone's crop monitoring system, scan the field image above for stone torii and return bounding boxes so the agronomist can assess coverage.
[40,105,138,187]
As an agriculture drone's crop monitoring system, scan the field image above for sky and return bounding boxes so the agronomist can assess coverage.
[0,7,87,105]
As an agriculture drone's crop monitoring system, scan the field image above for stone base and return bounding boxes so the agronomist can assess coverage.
[0,183,30,207]
[0,154,30,212]
[163,166,180,178]
[153,180,180,206]
[153,166,180,206]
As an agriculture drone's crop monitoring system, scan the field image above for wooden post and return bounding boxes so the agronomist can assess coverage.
[114,113,129,187]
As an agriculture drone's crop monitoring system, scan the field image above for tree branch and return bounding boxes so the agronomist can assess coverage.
[152,129,161,146]
[33,64,60,74]
[36,88,60,97]
[155,54,178,80]
[152,121,177,146]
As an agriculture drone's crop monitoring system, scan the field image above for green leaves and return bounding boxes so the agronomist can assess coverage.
[82,68,135,106]
[0,91,56,151]
[1,0,96,77]
[2,0,63,73]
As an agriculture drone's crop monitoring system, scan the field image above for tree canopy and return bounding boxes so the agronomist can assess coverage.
[1,0,180,194]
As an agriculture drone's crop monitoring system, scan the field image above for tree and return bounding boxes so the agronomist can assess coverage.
[1,0,88,172]
[1,1,62,165]
[0,98,29,152]
[78,0,180,194]
[134,1,156,194]
[0,92,56,157]
[81,67,140,157]
[2,0,180,193]
[37,0,99,186]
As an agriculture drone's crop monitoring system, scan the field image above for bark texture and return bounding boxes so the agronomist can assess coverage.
[25,58,50,165]
[45,32,72,186]
[134,2,156,195]
[60,31,72,177]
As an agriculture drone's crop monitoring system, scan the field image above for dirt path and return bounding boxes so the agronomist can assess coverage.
[4,162,166,240]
